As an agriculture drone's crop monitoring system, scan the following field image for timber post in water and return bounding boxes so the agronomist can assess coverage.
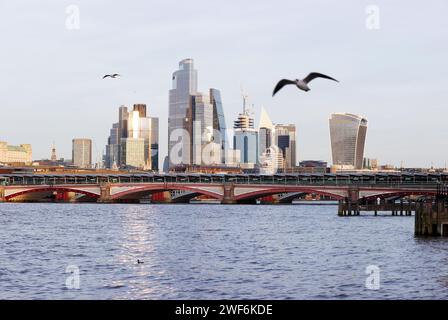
[338,186,416,217]
[415,184,448,236]
[338,187,360,216]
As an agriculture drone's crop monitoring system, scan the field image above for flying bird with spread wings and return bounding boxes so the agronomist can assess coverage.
[102,73,121,79]
[273,72,338,96]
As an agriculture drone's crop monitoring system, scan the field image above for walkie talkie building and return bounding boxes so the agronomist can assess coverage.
[329,113,368,170]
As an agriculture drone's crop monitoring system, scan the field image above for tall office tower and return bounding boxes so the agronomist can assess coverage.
[120,138,145,168]
[150,118,159,171]
[274,124,297,169]
[127,104,159,170]
[329,113,368,170]
[168,59,198,167]
[118,105,129,143]
[105,123,120,169]
[126,104,159,170]
[233,97,258,167]
[133,104,147,118]
[258,107,274,158]
[115,105,129,167]
[210,88,227,164]
[259,127,271,153]
[72,138,92,168]
[105,104,159,170]
[191,93,215,165]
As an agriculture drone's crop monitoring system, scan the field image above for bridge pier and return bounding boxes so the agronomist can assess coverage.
[0,186,5,202]
[97,183,112,203]
[221,183,236,204]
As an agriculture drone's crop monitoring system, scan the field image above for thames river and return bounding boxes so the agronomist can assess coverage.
[1,203,447,300]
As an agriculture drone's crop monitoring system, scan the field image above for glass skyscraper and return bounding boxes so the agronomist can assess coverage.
[121,138,145,168]
[168,59,198,167]
[105,104,159,170]
[191,93,214,165]
[210,88,227,164]
[274,124,297,169]
[329,113,368,169]
[168,59,229,169]
[105,123,120,169]
[150,118,159,171]
[233,112,258,168]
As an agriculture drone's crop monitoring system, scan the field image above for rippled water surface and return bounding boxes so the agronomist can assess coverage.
[1,203,448,299]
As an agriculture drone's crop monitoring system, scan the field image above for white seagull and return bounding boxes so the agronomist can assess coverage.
[102,73,121,79]
[273,72,338,96]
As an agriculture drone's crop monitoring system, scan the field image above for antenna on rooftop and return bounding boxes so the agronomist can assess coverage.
[240,85,249,114]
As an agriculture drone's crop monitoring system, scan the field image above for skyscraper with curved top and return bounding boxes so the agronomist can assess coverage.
[329,113,368,170]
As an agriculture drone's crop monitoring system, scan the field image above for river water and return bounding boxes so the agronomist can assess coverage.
[1,203,447,300]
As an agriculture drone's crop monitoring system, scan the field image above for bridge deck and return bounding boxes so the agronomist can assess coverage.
[0,172,446,187]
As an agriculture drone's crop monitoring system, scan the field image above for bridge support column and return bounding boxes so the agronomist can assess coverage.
[98,183,112,203]
[221,183,236,204]
[0,186,5,202]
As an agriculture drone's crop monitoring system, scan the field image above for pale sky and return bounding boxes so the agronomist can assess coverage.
[0,0,447,168]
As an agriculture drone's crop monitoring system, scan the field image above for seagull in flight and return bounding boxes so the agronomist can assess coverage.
[273,72,338,96]
[102,73,121,79]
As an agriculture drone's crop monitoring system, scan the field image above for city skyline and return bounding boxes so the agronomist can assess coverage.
[1,1,448,168]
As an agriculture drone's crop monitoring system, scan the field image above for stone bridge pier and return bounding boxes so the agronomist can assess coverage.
[221,183,236,204]
[0,186,5,202]
[97,183,112,203]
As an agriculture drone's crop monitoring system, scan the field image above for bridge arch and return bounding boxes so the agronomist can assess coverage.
[5,187,100,201]
[235,187,345,202]
[361,190,437,201]
[111,185,222,201]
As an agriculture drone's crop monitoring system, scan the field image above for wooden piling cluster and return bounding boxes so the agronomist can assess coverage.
[338,198,415,217]
[415,185,448,236]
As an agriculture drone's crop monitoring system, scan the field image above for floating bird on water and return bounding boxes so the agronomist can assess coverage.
[272,72,338,96]
[137,259,144,264]
[103,73,121,79]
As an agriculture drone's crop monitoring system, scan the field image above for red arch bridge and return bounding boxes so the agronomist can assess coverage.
[0,173,443,210]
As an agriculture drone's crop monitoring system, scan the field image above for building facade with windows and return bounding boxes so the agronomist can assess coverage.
[274,124,297,169]
[105,104,159,170]
[329,113,368,170]
[72,138,92,168]
[0,142,32,165]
